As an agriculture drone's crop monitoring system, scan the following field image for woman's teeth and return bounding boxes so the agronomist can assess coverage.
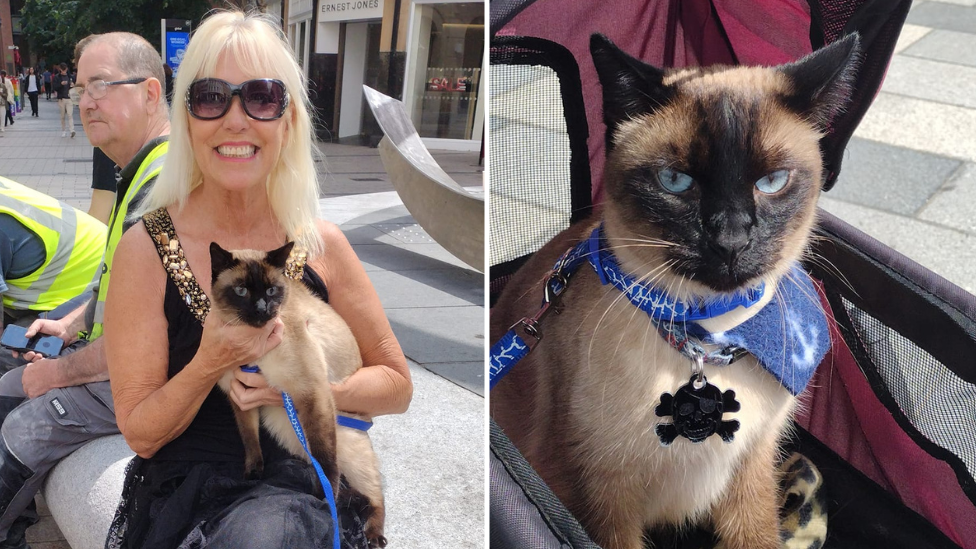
[217,145,256,158]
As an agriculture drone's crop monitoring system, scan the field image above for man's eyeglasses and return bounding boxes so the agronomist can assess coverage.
[69,77,148,102]
[186,78,289,121]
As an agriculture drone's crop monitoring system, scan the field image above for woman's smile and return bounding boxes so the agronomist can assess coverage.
[215,142,259,160]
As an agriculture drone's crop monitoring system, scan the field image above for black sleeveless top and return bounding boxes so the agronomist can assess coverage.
[152,257,330,462]
[108,211,368,549]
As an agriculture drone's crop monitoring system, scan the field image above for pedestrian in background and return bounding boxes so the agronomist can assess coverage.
[42,69,51,100]
[54,64,74,138]
[23,68,40,117]
[0,72,14,132]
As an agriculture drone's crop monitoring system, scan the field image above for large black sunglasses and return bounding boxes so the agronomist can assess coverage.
[186,78,290,121]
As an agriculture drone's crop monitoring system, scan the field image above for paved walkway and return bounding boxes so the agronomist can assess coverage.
[0,100,485,548]
[820,0,976,294]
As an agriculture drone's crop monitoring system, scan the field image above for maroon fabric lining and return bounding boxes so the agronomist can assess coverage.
[797,284,976,548]
[499,0,812,203]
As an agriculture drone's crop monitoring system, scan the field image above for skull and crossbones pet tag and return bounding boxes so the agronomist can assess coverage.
[655,376,741,445]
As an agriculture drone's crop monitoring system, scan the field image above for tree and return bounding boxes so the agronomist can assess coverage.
[77,0,213,50]
[20,0,82,67]
[21,0,214,68]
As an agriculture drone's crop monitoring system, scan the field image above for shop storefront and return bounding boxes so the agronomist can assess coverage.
[300,0,482,149]
[402,0,484,151]
[308,0,389,143]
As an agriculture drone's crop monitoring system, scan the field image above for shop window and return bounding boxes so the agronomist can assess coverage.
[409,3,484,140]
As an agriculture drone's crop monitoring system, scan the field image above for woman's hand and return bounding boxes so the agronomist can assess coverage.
[228,369,283,411]
[197,315,285,379]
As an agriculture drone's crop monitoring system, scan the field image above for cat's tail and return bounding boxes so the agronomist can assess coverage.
[337,425,386,547]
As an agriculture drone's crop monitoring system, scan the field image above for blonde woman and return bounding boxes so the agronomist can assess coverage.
[103,11,411,548]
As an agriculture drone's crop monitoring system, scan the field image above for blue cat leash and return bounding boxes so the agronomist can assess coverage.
[239,365,372,549]
[488,225,761,388]
[281,391,340,549]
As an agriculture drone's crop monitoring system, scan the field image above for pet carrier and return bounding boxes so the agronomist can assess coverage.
[487,1,976,548]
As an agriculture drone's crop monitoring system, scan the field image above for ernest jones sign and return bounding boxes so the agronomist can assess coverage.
[319,0,384,22]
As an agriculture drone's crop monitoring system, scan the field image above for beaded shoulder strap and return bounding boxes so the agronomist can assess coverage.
[142,207,309,325]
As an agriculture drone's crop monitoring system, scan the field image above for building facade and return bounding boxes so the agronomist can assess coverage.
[0,0,24,75]
[277,0,483,150]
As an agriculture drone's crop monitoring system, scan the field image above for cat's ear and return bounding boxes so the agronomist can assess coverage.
[590,33,672,152]
[265,241,295,271]
[209,242,238,283]
[779,33,861,129]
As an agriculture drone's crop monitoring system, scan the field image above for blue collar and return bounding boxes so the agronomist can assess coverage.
[337,414,372,431]
[581,226,766,322]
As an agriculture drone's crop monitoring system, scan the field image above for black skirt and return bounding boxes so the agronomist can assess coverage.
[105,449,372,549]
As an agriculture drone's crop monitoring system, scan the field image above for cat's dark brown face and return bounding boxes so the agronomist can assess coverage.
[591,34,859,293]
[210,242,295,327]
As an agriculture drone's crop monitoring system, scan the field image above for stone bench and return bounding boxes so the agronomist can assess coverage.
[41,434,133,549]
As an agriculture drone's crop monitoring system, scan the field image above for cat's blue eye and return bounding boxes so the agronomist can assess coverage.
[755,170,790,194]
[657,168,694,194]
[266,287,277,297]
[234,286,247,297]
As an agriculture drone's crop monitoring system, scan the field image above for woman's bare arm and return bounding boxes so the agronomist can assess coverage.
[314,220,412,417]
[105,223,283,457]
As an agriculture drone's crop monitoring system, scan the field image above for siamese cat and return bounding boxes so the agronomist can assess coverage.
[490,34,859,549]
[209,242,386,548]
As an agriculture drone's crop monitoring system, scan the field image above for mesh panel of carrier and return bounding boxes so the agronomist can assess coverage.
[843,296,976,477]
[489,37,592,280]
[489,61,572,266]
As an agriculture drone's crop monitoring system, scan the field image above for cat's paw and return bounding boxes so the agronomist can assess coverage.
[244,458,264,480]
[366,534,387,548]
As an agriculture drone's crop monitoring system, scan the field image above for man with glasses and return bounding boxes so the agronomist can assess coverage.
[0,33,169,549]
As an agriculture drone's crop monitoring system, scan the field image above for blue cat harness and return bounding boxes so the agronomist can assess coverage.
[488,225,830,396]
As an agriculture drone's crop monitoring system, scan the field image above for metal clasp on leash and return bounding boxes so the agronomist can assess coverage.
[509,262,571,349]
[490,244,587,388]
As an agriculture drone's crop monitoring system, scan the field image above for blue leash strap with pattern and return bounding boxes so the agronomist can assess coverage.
[282,391,341,549]
[489,241,591,389]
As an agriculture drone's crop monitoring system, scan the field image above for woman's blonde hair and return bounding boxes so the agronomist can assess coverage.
[138,10,322,255]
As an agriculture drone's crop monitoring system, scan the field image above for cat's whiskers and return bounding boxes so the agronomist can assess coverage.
[214,310,248,328]
[770,278,792,386]
[801,239,859,298]
[606,242,674,250]
[587,256,677,413]
[607,234,679,247]
[780,268,827,321]
[592,256,675,367]
[609,256,669,363]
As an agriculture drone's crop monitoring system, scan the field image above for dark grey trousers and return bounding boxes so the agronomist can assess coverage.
[0,365,118,541]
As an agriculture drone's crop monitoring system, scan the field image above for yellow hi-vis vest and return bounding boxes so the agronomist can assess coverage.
[88,141,168,341]
[0,177,107,312]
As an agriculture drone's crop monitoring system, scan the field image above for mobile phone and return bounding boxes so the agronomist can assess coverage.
[0,325,31,352]
[0,325,63,357]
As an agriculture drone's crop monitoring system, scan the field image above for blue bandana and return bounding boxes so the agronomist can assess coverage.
[489,227,831,396]
[683,264,830,395]
[585,227,830,395]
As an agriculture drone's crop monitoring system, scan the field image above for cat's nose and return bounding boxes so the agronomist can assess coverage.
[707,235,752,266]
[256,298,267,312]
